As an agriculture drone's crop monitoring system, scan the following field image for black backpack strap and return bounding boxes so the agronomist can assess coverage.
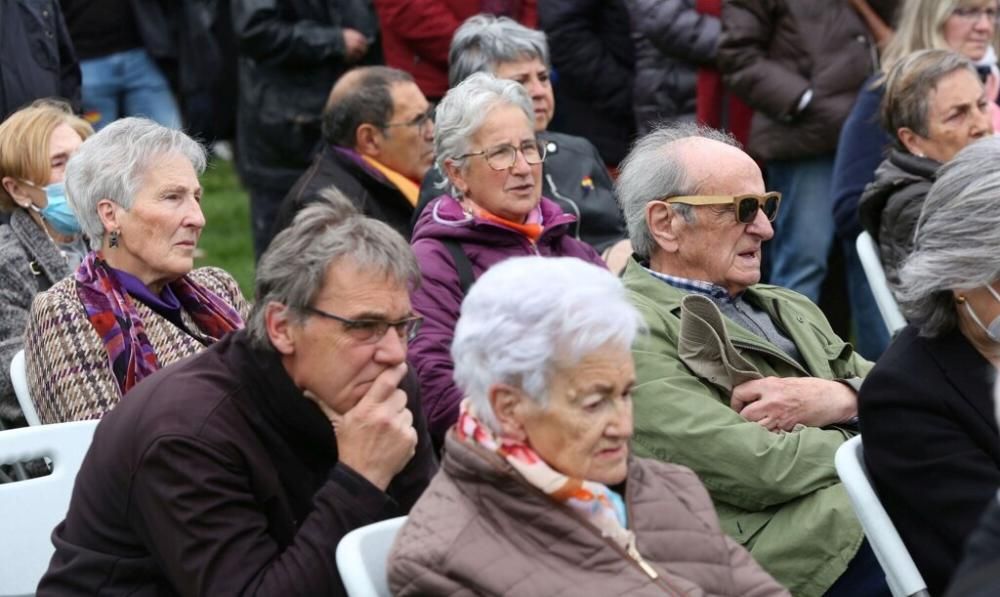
[440,239,474,296]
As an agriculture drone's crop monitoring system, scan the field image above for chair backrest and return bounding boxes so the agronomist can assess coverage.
[336,516,407,597]
[0,420,99,596]
[856,231,907,336]
[835,436,930,597]
[10,350,41,426]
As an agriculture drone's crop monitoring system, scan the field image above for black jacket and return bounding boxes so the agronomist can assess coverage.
[272,144,415,243]
[946,497,1000,597]
[625,0,719,135]
[38,330,436,596]
[232,0,379,193]
[858,149,939,294]
[859,324,1000,596]
[0,0,80,120]
[540,0,635,165]
[413,131,626,253]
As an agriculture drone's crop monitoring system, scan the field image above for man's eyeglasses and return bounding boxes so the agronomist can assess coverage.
[952,6,1000,24]
[383,107,435,131]
[664,192,782,224]
[305,306,423,343]
[455,140,547,171]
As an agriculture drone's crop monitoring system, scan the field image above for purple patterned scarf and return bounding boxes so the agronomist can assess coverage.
[74,252,243,396]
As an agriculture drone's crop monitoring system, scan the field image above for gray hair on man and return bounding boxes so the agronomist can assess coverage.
[65,117,206,250]
[452,255,645,432]
[247,188,421,350]
[615,122,739,260]
[882,49,979,151]
[448,14,550,87]
[898,137,1000,337]
[434,72,533,194]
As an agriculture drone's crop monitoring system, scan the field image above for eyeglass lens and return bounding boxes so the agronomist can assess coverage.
[485,142,546,170]
[736,195,780,224]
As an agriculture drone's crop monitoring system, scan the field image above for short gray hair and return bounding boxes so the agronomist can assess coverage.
[615,122,739,260]
[882,49,979,151]
[247,188,421,350]
[898,137,1000,337]
[434,72,533,195]
[65,117,206,250]
[452,256,645,433]
[321,66,415,147]
[448,14,550,87]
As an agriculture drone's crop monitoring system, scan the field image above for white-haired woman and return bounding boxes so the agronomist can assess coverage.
[390,256,788,596]
[408,73,605,448]
[859,137,1000,595]
[24,117,249,424]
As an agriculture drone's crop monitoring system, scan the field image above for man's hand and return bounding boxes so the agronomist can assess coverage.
[731,376,858,431]
[332,363,418,491]
[342,29,369,63]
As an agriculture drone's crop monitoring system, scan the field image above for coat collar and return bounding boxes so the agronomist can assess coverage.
[9,208,70,283]
[924,326,998,431]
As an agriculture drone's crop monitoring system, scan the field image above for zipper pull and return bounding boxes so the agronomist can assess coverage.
[627,541,659,580]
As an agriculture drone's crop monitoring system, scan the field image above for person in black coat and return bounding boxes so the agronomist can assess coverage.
[413,15,629,268]
[38,200,436,596]
[271,66,434,244]
[539,0,635,167]
[859,137,1000,596]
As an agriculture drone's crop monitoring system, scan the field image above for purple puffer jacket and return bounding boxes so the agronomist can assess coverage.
[409,195,605,443]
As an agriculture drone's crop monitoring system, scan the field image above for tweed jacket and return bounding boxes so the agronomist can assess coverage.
[0,209,72,424]
[24,265,250,423]
[622,258,872,597]
[390,432,789,596]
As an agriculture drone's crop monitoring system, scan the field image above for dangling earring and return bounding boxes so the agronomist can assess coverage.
[109,230,120,248]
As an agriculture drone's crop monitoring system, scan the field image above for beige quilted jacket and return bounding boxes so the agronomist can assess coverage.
[389,433,789,596]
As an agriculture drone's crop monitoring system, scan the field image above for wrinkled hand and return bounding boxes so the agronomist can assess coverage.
[329,363,417,491]
[730,376,857,431]
[342,29,369,63]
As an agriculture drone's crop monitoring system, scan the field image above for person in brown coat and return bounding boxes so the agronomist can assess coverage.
[389,255,788,596]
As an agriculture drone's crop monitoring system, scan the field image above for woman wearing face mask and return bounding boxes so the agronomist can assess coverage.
[858,137,1000,595]
[0,100,92,427]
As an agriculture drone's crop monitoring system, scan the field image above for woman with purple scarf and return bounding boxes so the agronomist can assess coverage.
[23,118,249,424]
[408,73,605,448]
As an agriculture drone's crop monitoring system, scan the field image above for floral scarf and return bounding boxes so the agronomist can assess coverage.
[74,252,243,396]
[456,400,634,550]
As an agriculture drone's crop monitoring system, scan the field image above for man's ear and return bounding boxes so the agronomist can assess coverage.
[646,200,682,254]
[897,127,927,158]
[442,159,470,198]
[1,176,34,208]
[488,383,529,442]
[265,302,297,356]
[355,123,382,158]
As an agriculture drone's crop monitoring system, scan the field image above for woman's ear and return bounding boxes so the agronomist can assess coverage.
[2,176,34,208]
[646,200,681,254]
[442,159,470,198]
[897,127,927,158]
[488,383,529,442]
[96,198,120,234]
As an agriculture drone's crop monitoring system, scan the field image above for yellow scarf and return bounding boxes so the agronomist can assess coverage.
[361,156,420,206]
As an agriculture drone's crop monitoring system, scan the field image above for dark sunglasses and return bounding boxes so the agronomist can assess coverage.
[664,192,782,224]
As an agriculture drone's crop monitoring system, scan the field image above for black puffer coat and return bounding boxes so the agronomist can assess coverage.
[625,0,719,135]
[858,149,939,293]
[232,0,379,194]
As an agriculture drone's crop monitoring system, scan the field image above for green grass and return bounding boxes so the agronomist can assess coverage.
[195,159,255,298]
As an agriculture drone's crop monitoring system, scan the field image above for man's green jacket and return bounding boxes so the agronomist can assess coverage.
[623,259,873,597]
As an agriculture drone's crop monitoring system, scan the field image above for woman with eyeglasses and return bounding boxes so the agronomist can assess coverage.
[858,137,1000,595]
[0,100,92,428]
[408,73,605,448]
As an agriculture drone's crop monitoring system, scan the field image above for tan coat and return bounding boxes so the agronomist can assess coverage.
[389,433,789,596]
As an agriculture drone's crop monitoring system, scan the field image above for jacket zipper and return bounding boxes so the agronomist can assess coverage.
[545,172,583,240]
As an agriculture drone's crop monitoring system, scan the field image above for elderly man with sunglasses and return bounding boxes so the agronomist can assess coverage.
[268,66,436,250]
[38,197,436,596]
[617,123,885,597]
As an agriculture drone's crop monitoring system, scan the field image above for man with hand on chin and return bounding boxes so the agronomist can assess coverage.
[617,123,885,597]
[38,194,436,596]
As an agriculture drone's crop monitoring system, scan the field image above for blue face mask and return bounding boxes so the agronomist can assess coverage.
[22,180,81,236]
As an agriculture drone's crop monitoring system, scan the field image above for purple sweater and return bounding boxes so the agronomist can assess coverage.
[409,195,605,443]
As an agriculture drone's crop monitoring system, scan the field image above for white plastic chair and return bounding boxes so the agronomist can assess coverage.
[856,232,907,336]
[0,420,99,596]
[10,350,40,426]
[835,436,930,597]
[336,516,407,597]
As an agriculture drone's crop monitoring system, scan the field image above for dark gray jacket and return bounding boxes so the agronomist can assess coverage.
[0,209,71,424]
[858,149,939,294]
[414,131,626,253]
[625,0,719,135]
